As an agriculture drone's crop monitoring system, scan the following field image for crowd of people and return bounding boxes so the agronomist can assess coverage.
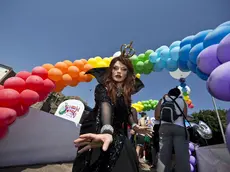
[72,47,191,172]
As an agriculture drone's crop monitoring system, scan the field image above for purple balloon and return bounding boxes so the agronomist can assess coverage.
[189,150,191,155]
[207,61,230,101]
[226,123,230,153]
[227,109,230,124]
[190,164,194,172]
[217,34,230,63]
[189,142,195,151]
[197,44,221,75]
[190,156,196,165]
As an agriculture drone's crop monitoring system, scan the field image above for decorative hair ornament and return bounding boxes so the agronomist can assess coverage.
[120,41,136,58]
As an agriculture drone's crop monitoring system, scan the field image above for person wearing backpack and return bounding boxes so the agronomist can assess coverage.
[155,87,190,172]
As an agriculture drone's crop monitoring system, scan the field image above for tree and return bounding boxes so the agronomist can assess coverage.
[191,109,227,145]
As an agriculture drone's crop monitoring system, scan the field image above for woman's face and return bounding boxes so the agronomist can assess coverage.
[112,61,128,82]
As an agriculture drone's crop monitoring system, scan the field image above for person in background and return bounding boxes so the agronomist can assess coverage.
[136,112,148,162]
[155,87,190,172]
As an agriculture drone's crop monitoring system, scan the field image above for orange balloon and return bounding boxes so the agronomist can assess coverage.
[186,99,192,105]
[69,78,79,87]
[53,84,65,92]
[48,68,63,81]
[42,63,54,71]
[81,59,87,64]
[68,66,79,78]
[73,60,84,71]
[78,71,87,82]
[55,62,68,74]
[62,74,73,85]
[63,60,73,67]
[85,74,93,82]
[83,64,93,72]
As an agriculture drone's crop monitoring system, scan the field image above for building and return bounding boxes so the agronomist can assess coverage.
[0,64,16,85]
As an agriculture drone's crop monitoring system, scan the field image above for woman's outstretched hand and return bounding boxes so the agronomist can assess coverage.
[74,133,113,154]
[134,125,153,137]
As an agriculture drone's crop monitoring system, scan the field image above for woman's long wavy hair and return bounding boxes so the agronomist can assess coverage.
[103,56,135,106]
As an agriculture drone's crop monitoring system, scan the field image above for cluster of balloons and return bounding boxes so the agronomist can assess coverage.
[178,84,194,108]
[132,99,158,112]
[87,56,113,68]
[189,142,196,172]
[129,50,154,74]
[43,59,94,92]
[0,67,56,139]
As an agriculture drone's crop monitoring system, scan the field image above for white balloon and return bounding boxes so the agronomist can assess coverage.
[169,68,191,80]
[113,51,121,57]
[185,85,191,94]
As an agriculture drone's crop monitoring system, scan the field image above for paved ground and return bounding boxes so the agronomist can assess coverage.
[0,162,156,172]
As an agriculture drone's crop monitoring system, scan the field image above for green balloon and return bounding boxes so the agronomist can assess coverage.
[138,53,146,62]
[130,55,138,65]
[145,49,154,58]
[183,92,188,96]
[136,61,144,71]
[144,60,154,70]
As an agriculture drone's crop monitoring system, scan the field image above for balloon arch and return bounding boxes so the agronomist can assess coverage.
[0,21,230,151]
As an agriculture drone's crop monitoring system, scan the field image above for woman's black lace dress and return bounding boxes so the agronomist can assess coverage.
[72,84,139,172]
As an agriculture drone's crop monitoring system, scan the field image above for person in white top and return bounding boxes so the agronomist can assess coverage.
[155,87,190,172]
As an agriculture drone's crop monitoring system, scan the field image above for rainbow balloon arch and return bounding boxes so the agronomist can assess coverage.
[0,20,230,153]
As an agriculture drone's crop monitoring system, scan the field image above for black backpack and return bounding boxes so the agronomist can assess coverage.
[160,96,182,123]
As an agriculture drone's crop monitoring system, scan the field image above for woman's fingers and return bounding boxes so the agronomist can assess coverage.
[79,133,96,139]
[102,139,111,151]
[78,144,92,154]
[77,142,102,154]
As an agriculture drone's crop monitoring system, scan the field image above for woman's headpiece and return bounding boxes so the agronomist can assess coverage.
[120,41,136,58]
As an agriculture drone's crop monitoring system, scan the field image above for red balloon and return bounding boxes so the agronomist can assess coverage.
[4,77,26,93]
[0,107,17,127]
[26,75,44,92]
[0,125,8,140]
[43,78,55,92]
[38,92,49,101]
[0,85,4,90]
[0,89,20,107]
[13,104,29,117]
[189,104,194,108]
[16,71,31,81]
[32,66,48,80]
[20,89,39,106]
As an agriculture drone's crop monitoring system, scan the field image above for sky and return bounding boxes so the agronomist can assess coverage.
[0,0,230,117]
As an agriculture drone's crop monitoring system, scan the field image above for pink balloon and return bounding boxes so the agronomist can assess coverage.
[20,89,39,106]
[16,71,31,81]
[0,107,17,127]
[43,78,55,92]
[0,89,20,107]
[4,77,26,93]
[32,66,48,80]
[26,75,44,92]
[0,125,8,140]
[0,85,4,90]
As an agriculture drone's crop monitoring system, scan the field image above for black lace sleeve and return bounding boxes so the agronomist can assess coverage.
[95,84,114,135]
[128,107,138,127]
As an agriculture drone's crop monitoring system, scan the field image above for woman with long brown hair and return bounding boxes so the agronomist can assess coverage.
[73,43,153,172]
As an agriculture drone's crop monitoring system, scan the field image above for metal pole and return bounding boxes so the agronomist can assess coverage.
[211,96,226,143]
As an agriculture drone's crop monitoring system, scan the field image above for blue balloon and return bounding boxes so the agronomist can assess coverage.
[217,21,230,28]
[155,45,168,55]
[178,60,190,72]
[166,59,178,71]
[179,44,191,62]
[203,26,230,48]
[160,48,170,61]
[191,30,212,47]
[149,52,159,63]
[182,88,187,92]
[196,67,209,81]
[169,41,181,50]
[170,46,180,61]
[189,42,204,65]
[154,58,166,72]
[180,35,194,48]
[187,60,197,73]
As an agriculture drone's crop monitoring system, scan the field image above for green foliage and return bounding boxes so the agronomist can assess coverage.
[191,109,227,145]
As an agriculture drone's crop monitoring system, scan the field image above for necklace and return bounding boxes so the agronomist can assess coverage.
[116,87,124,97]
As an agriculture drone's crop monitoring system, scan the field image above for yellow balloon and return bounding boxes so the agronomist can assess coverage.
[95,56,102,62]
[137,101,142,105]
[136,73,141,79]
[96,61,107,67]
[184,96,190,101]
[87,58,97,66]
